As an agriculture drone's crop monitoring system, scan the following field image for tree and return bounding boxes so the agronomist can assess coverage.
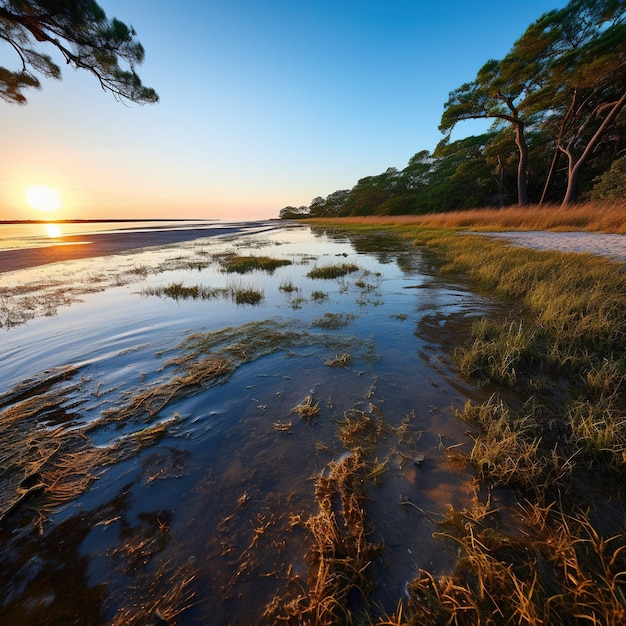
[428,133,501,211]
[0,0,158,104]
[513,0,626,205]
[440,56,534,205]
[279,205,310,219]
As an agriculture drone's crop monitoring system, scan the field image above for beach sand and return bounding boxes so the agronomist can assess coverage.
[0,222,281,273]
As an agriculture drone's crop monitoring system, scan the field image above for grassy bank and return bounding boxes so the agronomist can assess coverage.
[308,201,626,233]
[301,208,626,624]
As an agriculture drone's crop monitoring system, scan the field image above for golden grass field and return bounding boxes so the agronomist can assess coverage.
[308,201,626,234]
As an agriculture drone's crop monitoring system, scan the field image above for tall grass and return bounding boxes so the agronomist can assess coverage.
[308,200,626,233]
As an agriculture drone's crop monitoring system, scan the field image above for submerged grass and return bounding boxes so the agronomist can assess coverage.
[312,312,356,329]
[265,406,393,624]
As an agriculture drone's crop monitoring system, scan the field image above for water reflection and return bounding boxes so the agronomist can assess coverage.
[44,222,63,239]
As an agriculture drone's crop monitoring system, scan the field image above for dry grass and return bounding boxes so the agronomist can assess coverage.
[457,397,574,492]
[264,407,389,624]
[307,200,626,233]
[400,500,626,626]
[291,395,320,419]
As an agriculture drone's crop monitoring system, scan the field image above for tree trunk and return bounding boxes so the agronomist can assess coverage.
[514,121,529,205]
[561,91,626,207]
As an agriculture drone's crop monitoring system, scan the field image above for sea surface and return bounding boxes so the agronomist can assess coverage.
[0,222,500,624]
[0,220,222,251]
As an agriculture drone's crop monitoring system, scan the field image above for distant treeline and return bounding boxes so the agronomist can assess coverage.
[280,0,625,219]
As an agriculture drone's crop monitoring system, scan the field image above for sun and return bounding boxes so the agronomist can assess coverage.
[25,185,63,215]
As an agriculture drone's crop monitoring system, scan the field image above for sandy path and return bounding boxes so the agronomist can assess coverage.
[477,231,626,262]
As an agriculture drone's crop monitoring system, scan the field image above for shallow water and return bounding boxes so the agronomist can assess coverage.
[0,223,499,623]
[0,220,219,251]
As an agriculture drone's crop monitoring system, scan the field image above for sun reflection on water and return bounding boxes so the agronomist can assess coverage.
[45,223,63,238]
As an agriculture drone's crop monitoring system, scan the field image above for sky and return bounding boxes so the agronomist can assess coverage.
[0,0,569,222]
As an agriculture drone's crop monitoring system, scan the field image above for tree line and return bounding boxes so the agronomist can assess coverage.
[280,0,625,219]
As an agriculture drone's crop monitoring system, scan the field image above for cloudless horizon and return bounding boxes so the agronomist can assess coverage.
[0,0,568,222]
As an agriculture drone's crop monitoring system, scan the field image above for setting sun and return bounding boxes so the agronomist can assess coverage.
[25,185,63,214]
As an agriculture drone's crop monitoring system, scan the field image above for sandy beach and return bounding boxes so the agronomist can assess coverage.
[0,221,283,273]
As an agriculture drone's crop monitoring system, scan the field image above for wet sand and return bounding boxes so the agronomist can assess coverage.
[0,222,281,273]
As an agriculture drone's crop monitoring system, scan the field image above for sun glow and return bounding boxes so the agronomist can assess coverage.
[25,185,63,215]
[45,223,63,238]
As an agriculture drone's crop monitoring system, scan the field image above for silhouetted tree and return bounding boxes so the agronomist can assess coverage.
[0,0,157,104]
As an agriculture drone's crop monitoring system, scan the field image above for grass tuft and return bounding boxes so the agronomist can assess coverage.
[307,263,359,279]
[215,253,292,274]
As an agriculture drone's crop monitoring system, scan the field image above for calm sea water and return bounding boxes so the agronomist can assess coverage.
[0,220,220,251]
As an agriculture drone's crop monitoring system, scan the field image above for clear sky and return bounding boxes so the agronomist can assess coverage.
[0,0,568,221]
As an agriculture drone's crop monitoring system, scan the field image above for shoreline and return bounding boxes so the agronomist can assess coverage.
[0,221,282,273]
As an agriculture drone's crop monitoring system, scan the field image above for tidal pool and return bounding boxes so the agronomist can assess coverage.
[0,223,500,624]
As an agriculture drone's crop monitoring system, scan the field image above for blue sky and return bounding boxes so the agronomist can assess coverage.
[0,0,568,220]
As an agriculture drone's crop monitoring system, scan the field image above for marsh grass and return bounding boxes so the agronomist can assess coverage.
[214,252,292,274]
[278,278,299,293]
[308,200,626,233]
[312,312,356,329]
[311,289,329,303]
[291,395,320,419]
[325,353,350,367]
[457,397,573,491]
[400,500,626,626]
[265,407,392,624]
[228,280,264,305]
[307,262,360,279]
[455,318,540,387]
[142,281,264,306]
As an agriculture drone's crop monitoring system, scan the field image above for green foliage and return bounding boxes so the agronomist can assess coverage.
[0,0,158,104]
[591,155,626,201]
